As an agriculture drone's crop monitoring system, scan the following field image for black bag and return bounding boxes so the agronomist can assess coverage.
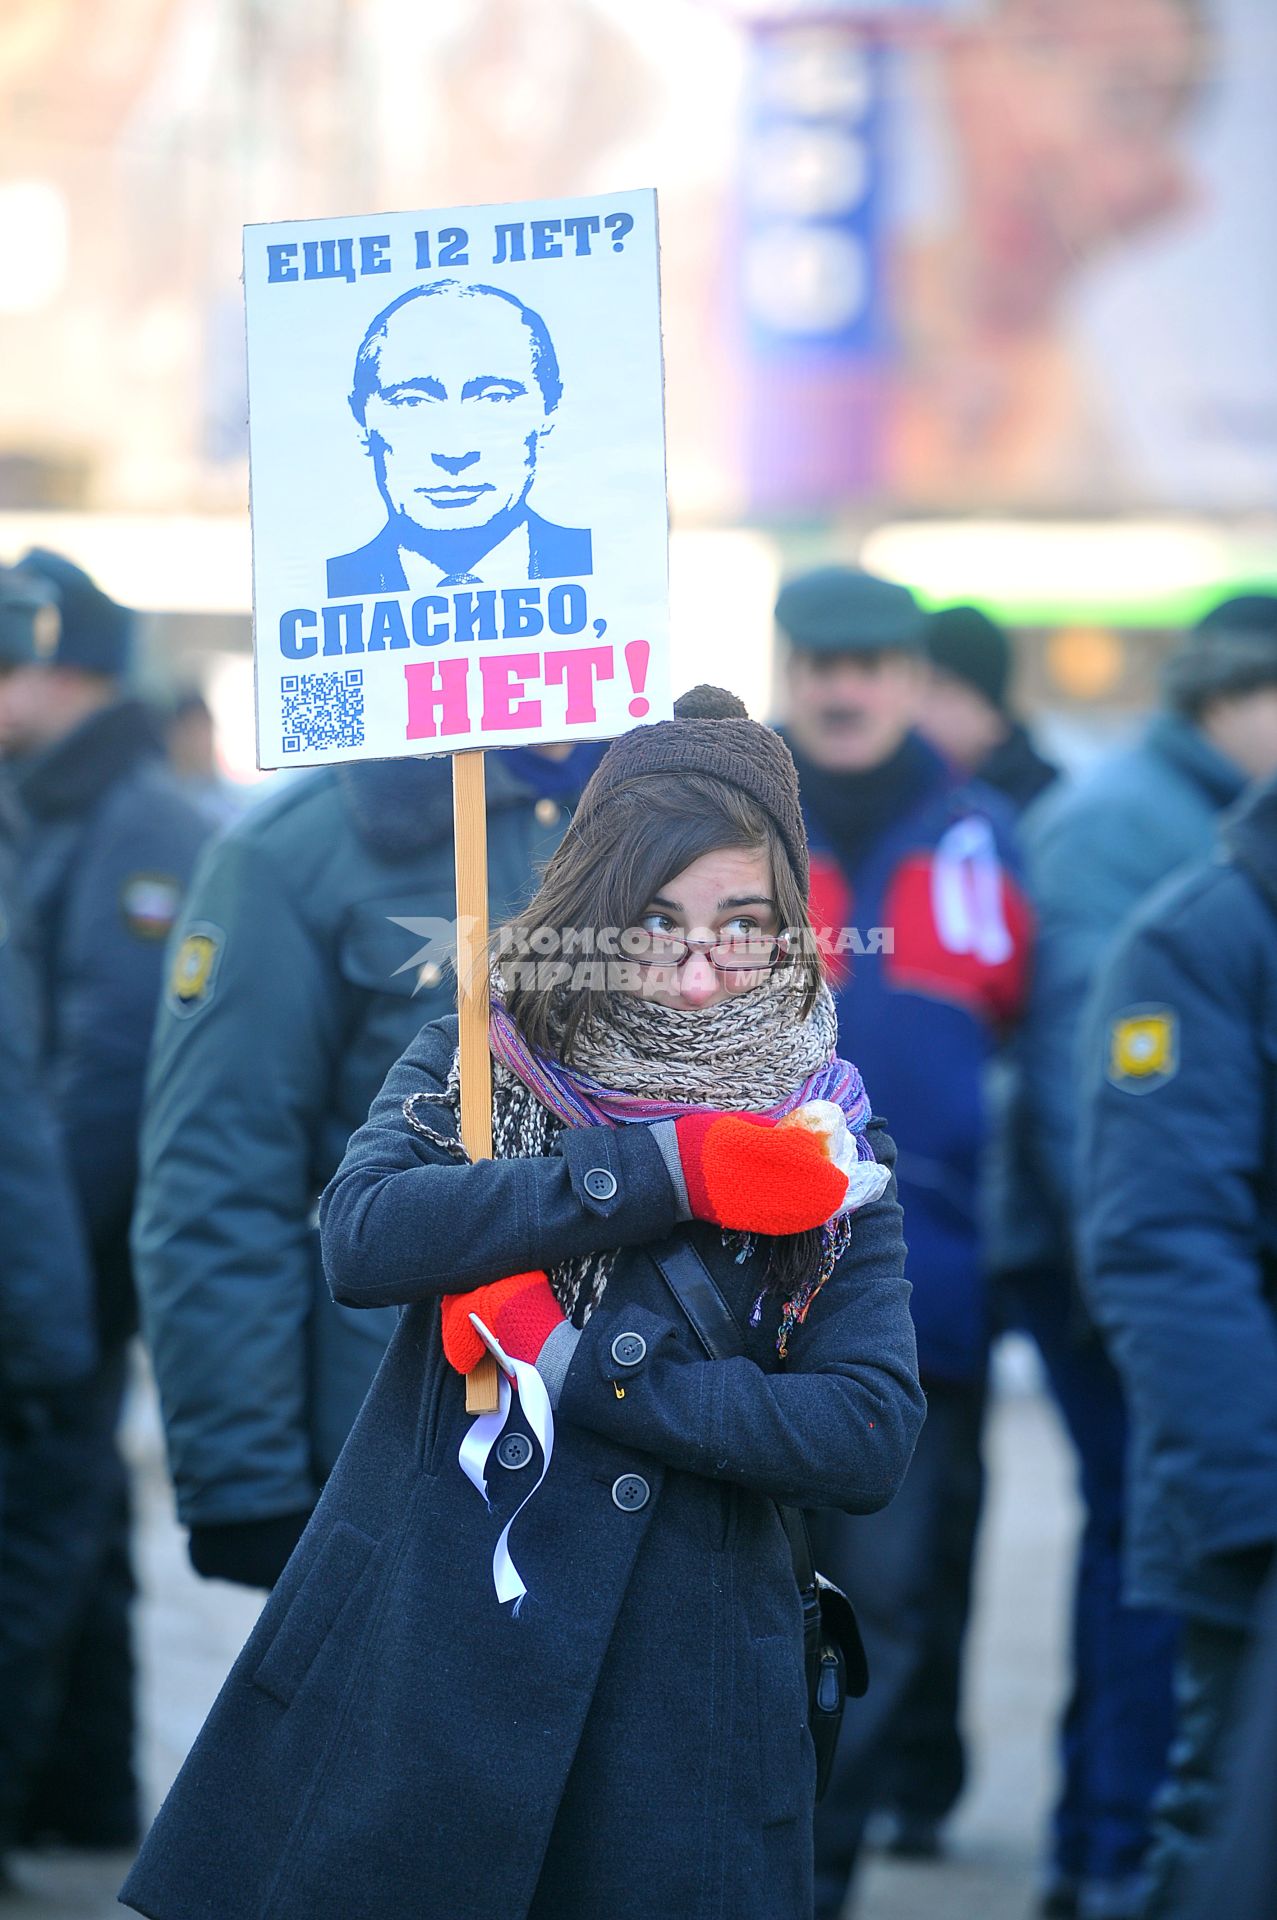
[648,1239,868,1801]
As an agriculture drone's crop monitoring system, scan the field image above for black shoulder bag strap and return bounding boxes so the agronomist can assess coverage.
[647,1234,869,1798]
[645,1236,819,1567]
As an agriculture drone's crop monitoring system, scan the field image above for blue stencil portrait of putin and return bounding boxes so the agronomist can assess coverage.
[326,279,593,597]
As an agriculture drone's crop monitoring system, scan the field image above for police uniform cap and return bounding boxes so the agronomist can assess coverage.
[0,564,59,669]
[1164,590,1277,716]
[16,548,133,678]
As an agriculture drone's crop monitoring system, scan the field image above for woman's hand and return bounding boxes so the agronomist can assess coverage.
[440,1270,565,1376]
[660,1109,850,1235]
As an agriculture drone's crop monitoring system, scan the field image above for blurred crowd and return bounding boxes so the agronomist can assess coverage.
[2,549,1276,1919]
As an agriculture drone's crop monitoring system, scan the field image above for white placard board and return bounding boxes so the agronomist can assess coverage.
[243,189,670,768]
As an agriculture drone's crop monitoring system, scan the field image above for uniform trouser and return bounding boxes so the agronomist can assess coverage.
[1140,1618,1250,1920]
[0,1344,137,1850]
[1176,1568,1277,1920]
[873,1368,987,1829]
[1010,1277,1179,1887]
[809,1376,986,1920]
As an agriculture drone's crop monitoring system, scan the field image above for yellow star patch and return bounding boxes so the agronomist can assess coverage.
[1108,1006,1178,1093]
[167,922,225,1018]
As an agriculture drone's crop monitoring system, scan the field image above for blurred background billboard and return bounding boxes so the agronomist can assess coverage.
[733,0,1277,517]
[0,0,1273,776]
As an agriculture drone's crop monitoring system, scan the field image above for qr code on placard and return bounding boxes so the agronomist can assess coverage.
[280,670,364,755]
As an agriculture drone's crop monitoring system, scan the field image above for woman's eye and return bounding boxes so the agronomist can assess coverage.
[639,912,677,935]
[722,915,761,938]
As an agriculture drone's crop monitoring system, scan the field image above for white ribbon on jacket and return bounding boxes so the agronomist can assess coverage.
[457,1317,555,1614]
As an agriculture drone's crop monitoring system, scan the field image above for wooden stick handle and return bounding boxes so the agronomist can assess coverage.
[452,750,500,1415]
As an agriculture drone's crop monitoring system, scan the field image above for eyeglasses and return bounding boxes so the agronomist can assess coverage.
[625,930,789,974]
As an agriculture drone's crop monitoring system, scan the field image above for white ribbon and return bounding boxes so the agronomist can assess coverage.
[457,1369,512,1509]
[457,1321,556,1614]
[930,815,1013,966]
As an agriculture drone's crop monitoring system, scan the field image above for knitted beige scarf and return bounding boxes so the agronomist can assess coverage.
[420,973,839,1322]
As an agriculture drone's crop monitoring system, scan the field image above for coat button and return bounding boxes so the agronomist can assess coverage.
[583,1167,618,1202]
[610,1332,647,1368]
[496,1431,534,1471]
[416,960,443,990]
[611,1473,650,1512]
[535,797,561,827]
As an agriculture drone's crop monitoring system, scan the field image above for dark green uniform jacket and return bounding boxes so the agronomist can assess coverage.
[1079,777,1277,1628]
[133,749,597,1537]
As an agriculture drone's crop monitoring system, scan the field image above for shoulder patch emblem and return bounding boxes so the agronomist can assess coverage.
[167,921,225,1018]
[1108,1005,1179,1093]
[121,872,182,941]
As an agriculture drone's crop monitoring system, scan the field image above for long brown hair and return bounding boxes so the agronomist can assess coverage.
[500,770,828,1299]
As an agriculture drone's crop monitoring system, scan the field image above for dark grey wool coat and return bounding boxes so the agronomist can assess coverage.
[121,1017,924,1920]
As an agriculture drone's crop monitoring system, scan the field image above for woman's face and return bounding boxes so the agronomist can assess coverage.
[631,844,781,1010]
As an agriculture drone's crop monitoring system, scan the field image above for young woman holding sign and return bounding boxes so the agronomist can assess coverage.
[122,688,924,1920]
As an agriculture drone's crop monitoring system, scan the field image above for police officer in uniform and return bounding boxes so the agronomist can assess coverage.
[0,551,209,1852]
[134,739,601,1590]
[1079,774,1277,1918]
[1006,592,1277,1919]
[0,567,98,1875]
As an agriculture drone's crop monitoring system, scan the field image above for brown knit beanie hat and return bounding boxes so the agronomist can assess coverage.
[574,685,810,898]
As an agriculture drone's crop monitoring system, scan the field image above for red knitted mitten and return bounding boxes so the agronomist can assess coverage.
[672,1111,850,1235]
[441,1271,565,1376]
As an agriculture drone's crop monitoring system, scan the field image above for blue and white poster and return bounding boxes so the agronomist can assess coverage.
[243,188,670,768]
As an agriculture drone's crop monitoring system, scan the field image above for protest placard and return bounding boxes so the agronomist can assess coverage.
[243,188,670,769]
